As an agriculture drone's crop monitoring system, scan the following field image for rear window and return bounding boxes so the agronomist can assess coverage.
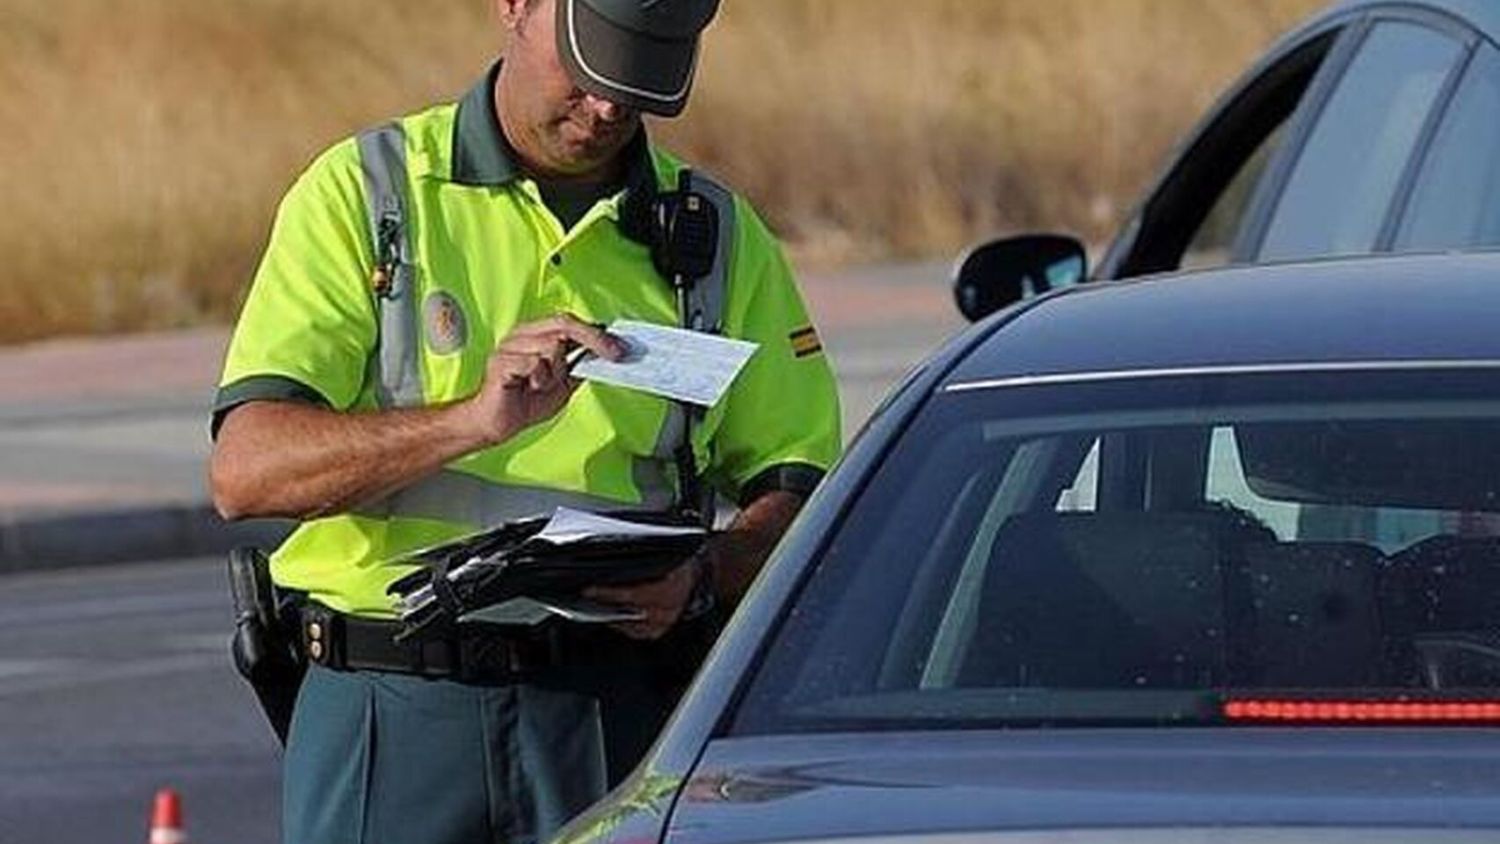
[733,368,1500,734]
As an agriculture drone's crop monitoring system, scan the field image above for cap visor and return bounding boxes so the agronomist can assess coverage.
[557,0,698,117]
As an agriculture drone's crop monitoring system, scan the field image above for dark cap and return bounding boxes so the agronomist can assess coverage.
[556,0,721,117]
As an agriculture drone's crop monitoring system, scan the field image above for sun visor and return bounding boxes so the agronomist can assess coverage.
[1236,419,1500,512]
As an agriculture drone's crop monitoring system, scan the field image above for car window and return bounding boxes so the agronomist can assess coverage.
[1107,31,1338,279]
[1181,122,1287,271]
[733,370,1500,734]
[1396,46,1500,251]
[1258,23,1462,262]
[1055,438,1099,512]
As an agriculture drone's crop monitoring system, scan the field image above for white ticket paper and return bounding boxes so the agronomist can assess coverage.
[571,320,758,407]
[532,506,705,545]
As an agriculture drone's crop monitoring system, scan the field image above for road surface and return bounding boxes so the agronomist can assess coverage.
[0,558,278,842]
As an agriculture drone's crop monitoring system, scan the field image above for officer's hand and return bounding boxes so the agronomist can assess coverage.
[467,315,624,445]
[584,562,699,641]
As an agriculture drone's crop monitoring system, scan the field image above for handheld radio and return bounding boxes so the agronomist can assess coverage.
[649,170,720,523]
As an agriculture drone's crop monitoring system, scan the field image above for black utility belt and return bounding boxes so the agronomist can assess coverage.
[298,602,561,684]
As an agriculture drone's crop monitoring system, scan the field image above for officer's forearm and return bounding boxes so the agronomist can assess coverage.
[705,490,805,607]
[210,399,493,521]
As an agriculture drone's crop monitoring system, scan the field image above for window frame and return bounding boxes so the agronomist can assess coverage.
[1100,5,1492,281]
[1384,41,1500,250]
[1097,19,1353,279]
[1239,9,1479,261]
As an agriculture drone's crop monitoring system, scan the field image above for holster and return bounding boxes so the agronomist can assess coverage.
[227,546,305,746]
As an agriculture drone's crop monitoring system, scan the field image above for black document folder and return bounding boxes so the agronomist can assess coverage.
[387,508,709,640]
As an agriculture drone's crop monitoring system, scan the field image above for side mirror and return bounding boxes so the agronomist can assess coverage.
[952,235,1088,322]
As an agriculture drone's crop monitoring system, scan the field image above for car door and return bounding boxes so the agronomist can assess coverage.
[1099,6,1476,279]
[1390,42,1500,251]
[1247,14,1473,263]
[1096,15,1352,279]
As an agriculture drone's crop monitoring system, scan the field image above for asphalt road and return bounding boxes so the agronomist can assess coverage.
[0,263,965,843]
[0,558,279,843]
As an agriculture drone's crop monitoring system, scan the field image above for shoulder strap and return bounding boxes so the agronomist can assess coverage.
[668,169,738,524]
[356,122,424,409]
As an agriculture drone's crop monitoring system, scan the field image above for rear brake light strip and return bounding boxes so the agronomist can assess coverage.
[1225,699,1500,722]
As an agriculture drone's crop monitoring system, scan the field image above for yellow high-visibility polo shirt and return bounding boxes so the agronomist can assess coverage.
[215,66,841,618]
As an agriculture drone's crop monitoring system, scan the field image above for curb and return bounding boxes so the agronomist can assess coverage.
[0,504,293,574]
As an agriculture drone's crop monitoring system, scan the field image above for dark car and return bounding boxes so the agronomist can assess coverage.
[560,251,1500,844]
[955,0,1500,317]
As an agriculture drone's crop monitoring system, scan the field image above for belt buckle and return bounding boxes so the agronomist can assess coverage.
[457,634,526,683]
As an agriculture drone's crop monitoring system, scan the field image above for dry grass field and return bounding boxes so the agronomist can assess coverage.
[0,0,1319,343]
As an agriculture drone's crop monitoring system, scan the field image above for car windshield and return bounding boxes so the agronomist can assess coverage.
[733,367,1500,734]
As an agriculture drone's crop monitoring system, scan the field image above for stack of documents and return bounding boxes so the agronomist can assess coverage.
[388,507,709,638]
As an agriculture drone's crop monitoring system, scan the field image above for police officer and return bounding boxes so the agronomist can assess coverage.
[208,0,840,842]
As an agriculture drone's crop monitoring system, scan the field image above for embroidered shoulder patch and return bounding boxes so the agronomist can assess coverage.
[789,326,823,358]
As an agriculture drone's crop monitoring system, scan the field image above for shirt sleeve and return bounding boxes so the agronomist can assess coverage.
[707,198,843,503]
[214,139,379,435]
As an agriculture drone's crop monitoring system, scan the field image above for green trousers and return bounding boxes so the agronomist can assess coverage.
[283,665,611,844]
[281,617,714,844]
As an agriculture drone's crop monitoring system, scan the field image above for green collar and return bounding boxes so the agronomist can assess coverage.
[450,63,520,186]
[450,62,659,206]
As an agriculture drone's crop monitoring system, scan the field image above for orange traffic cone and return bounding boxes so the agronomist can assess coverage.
[148,788,186,844]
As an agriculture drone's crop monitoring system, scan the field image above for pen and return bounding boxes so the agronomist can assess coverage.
[565,345,592,372]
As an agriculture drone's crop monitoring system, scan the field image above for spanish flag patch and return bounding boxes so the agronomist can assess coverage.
[789,326,823,358]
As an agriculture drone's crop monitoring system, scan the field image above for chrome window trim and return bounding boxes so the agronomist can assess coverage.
[943,359,1500,394]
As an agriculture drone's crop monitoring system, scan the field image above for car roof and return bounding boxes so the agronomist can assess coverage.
[1326,0,1500,40]
[945,252,1500,386]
